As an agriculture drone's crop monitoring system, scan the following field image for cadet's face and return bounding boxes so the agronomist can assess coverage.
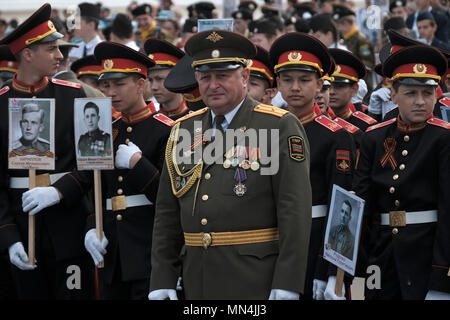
[391,84,436,124]
[247,76,267,103]
[233,19,248,34]
[310,30,333,48]
[340,203,351,225]
[80,76,99,89]
[196,67,249,115]
[250,34,273,51]
[84,108,99,132]
[148,68,178,106]
[99,76,144,114]
[20,111,43,142]
[329,82,358,111]
[315,85,330,113]
[27,41,63,77]
[277,70,322,109]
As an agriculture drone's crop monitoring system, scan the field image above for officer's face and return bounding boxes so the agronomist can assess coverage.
[20,111,43,143]
[329,82,358,112]
[277,70,323,110]
[23,41,63,77]
[340,202,351,225]
[99,76,145,114]
[196,67,250,115]
[84,107,99,132]
[315,85,330,113]
[391,84,436,124]
[148,68,180,106]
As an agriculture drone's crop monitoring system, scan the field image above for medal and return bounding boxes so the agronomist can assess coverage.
[233,168,247,196]
[250,161,260,171]
[233,183,247,196]
[231,157,239,167]
[240,159,251,170]
[223,159,231,169]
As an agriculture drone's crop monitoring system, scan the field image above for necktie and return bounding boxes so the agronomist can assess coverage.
[214,115,226,134]
[83,44,88,58]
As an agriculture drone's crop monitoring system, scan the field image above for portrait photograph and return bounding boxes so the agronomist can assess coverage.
[74,97,114,170]
[324,184,365,276]
[8,98,55,170]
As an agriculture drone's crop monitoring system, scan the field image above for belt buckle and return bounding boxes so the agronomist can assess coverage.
[35,173,51,187]
[111,195,126,211]
[389,211,406,227]
[202,232,212,249]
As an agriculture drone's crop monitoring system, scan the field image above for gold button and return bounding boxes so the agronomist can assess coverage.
[125,138,130,144]
[201,218,208,225]
[389,187,395,194]
[116,214,123,221]
[202,195,208,201]
[399,164,405,170]
[117,188,123,195]
[118,176,123,182]
[205,173,211,180]
[404,135,410,142]
[392,228,398,235]
[393,174,399,180]
[395,200,400,206]
[127,126,133,133]
[402,150,408,156]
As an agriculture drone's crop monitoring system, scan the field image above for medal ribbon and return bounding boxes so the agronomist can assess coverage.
[380,137,397,170]
[234,167,247,183]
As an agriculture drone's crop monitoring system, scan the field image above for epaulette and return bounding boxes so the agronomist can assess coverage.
[334,117,360,133]
[427,117,450,129]
[314,115,343,132]
[366,118,396,132]
[439,97,450,107]
[352,111,377,125]
[51,78,82,89]
[0,86,10,96]
[253,104,289,117]
[153,113,175,127]
[175,107,209,123]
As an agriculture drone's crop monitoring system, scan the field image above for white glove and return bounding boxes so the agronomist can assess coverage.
[312,279,327,300]
[84,229,108,266]
[268,289,299,300]
[324,275,346,300]
[8,242,36,270]
[22,186,60,215]
[148,289,178,300]
[176,277,183,291]
[115,141,142,169]
[425,290,450,300]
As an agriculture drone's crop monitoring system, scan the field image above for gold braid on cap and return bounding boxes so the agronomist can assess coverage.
[192,57,249,68]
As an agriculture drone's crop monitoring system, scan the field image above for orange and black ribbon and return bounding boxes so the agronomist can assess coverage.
[380,137,397,170]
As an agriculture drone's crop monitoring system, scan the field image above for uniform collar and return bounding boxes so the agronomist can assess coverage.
[210,98,245,130]
[397,114,431,132]
[297,104,322,125]
[87,128,102,136]
[121,102,155,124]
[343,26,359,40]
[337,103,354,120]
[325,106,336,119]
[12,74,49,94]
[159,99,189,119]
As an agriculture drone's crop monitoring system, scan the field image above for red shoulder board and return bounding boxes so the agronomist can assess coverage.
[314,115,343,132]
[366,118,396,132]
[153,113,175,127]
[334,117,360,134]
[439,97,450,107]
[361,104,368,112]
[427,117,450,129]
[352,111,377,125]
[0,86,10,96]
[51,78,82,89]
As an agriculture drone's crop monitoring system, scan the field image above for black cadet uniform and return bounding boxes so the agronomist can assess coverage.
[0,4,93,299]
[54,42,173,299]
[354,46,450,299]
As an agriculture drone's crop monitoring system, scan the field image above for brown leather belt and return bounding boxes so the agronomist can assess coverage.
[184,227,279,249]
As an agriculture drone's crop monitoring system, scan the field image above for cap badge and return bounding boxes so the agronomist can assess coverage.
[335,65,341,74]
[333,14,339,20]
[48,20,56,31]
[7,61,14,68]
[236,12,242,19]
[247,59,253,67]
[413,63,427,74]
[145,6,151,14]
[206,32,223,43]
[104,59,114,69]
[288,52,302,61]
[211,49,220,58]
[249,4,255,10]
[192,26,198,32]
[396,1,402,6]
[148,54,154,60]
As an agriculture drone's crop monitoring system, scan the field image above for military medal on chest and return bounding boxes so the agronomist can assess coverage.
[233,167,247,196]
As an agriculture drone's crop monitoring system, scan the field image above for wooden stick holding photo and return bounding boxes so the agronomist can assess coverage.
[335,268,345,297]
[28,169,36,266]
[94,169,104,268]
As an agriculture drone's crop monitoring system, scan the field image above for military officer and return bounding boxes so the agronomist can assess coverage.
[269,32,357,300]
[149,30,312,300]
[0,3,93,299]
[247,45,277,105]
[354,45,450,299]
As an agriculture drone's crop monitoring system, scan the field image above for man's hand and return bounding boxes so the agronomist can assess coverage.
[268,289,299,300]
[22,186,61,215]
[8,242,36,270]
[313,279,327,300]
[84,229,108,266]
[115,141,142,169]
[324,275,346,300]
[148,289,178,300]
[425,290,450,300]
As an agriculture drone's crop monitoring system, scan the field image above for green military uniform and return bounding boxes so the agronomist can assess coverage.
[343,27,375,69]
[77,128,111,157]
[12,137,50,153]
[328,223,355,260]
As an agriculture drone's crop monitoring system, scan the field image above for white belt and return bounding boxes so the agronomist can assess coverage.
[106,194,152,211]
[312,205,328,218]
[380,210,438,226]
[9,172,69,189]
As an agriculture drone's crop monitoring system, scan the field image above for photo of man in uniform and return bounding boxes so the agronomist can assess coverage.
[328,200,355,260]
[77,101,111,157]
[11,102,50,154]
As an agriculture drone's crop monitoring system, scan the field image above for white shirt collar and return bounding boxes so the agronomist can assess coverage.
[210,98,245,130]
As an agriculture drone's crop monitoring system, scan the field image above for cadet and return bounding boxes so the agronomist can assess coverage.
[0,3,93,299]
[144,38,189,120]
[149,30,312,300]
[0,45,18,87]
[270,32,356,300]
[316,73,336,118]
[247,45,277,105]
[354,45,450,300]
[70,55,103,90]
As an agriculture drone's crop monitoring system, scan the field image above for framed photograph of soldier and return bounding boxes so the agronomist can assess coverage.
[323,184,364,276]
[8,98,55,170]
[198,19,234,32]
[74,97,114,170]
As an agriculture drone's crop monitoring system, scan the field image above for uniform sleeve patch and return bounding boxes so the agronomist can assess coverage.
[288,136,305,162]
[336,149,351,172]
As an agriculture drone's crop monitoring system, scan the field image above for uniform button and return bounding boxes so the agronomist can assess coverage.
[389,187,395,194]
[125,138,130,144]
[403,135,410,142]
[399,164,405,170]
[402,150,408,157]
[201,218,208,225]
[393,174,399,180]
[127,126,133,133]
[392,228,398,234]
[204,173,211,180]
[395,200,400,207]
[116,214,123,221]
[202,194,209,201]
[118,176,123,182]
[117,188,123,195]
